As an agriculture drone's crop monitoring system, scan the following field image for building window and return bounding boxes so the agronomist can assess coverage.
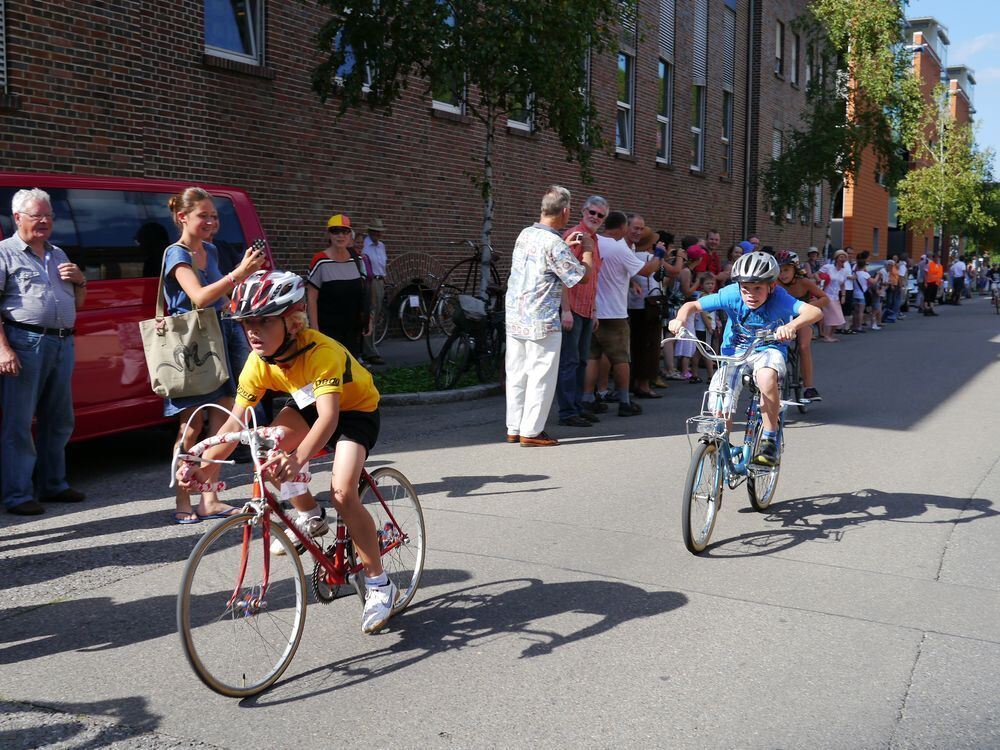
[616,52,634,154]
[205,0,264,65]
[657,0,676,164]
[873,227,880,256]
[805,47,813,88]
[656,60,673,163]
[333,30,372,89]
[432,9,464,114]
[814,184,822,224]
[775,21,785,76]
[690,85,705,170]
[508,92,534,131]
[791,34,800,85]
[721,5,736,177]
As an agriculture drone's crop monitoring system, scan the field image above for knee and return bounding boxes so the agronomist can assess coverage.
[330,485,357,511]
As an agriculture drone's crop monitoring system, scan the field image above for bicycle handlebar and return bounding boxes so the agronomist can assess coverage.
[661,326,779,366]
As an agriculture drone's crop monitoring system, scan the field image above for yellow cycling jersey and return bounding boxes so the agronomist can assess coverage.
[235,329,380,413]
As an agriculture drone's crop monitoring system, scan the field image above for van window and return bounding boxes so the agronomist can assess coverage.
[0,188,247,279]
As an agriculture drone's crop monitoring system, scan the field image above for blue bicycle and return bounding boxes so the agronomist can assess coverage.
[665,328,790,554]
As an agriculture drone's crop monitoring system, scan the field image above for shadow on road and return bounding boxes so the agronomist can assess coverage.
[411,473,555,498]
[0,696,160,750]
[0,567,469,665]
[703,487,998,557]
[246,577,687,707]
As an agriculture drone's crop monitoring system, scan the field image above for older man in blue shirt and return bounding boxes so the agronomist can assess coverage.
[0,188,88,515]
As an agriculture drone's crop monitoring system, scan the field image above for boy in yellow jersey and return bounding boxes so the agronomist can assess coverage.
[179,270,395,634]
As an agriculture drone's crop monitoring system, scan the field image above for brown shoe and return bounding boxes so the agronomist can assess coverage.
[40,487,86,503]
[506,433,520,443]
[7,499,45,515]
[520,432,559,447]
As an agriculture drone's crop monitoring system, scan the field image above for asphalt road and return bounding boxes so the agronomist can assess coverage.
[3,298,999,749]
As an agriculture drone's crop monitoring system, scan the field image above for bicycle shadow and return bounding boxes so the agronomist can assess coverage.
[0,568,470,664]
[0,696,160,750]
[702,487,998,557]
[411,473,554,499]
[244,577,687,707]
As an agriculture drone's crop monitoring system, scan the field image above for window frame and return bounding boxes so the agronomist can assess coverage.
[204,0,265,66]
[775,20,785,76]
[690,84,706,171]
[508,92,534,132]
[656,58,673,164]
[721,90,734,177]
[791,34,800,85]
[332,29,372,91]
[616,50,635,155]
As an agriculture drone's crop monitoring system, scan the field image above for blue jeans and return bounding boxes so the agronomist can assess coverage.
[1,327,75,509]
[883,287,898,321]
[555,313,593,420]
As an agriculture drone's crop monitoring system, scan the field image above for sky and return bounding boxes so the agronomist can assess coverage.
[907,0,1000,160]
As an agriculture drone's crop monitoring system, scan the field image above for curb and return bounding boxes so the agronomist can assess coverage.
[380,382,502,407]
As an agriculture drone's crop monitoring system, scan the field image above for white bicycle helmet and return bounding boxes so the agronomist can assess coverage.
[731,251,780,283]
[227,270,305,319]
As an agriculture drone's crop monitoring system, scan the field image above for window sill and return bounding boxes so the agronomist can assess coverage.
[614,151,637,162]
[790,81,800,90]
[719,175,733,183]
[774,71,785,81]
[0,93,20,112]
[431,107,471,124]
[689,168,706,178]
[654,161,674,171]
[203,53,275,80]
[506,124,535,138]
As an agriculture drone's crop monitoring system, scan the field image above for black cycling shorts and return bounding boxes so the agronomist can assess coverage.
[282,402,380,456]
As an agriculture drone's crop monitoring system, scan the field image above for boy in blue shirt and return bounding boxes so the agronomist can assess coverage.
[668,251,822,465]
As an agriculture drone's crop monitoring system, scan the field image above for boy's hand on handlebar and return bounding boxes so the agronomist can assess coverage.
[265,451,303,484]
[775,323,796,341]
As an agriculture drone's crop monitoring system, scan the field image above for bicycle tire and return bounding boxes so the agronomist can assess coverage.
[177,513,307,697]
[434,331,472,389]
[398,291,427,341]
[360,467,426,613]
[994,291,1000,315]
[373,301,389,345]
[747,415,782,511]
[424,284,462,360]
[787,350,808,414]
[681,441,723,554]
[474,319,504,382]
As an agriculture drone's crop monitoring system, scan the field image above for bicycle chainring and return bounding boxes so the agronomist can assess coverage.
[312,557,341,604]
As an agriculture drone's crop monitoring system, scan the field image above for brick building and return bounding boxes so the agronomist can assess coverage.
[0,0,825,274]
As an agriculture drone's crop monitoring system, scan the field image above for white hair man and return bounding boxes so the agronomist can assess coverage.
[0,188,88,515]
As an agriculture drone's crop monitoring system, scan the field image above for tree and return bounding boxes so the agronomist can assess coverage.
[760,0,923,253]
[311,0,630,297]
[896,98,995,258]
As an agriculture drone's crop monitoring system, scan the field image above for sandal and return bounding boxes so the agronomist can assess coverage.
[634,389,663,399]
[195,505,240,520]
[688,376,704,384]
[172,511,202,525]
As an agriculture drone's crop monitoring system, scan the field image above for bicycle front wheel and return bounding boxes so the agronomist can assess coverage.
[177,513,307,697]
[434,331,472,389]
[474,321,504,382]
[398,294,426,341]
[374,302,389,345]
[747,421,782,511]
[681,441,723,554]
[361,467,426,613]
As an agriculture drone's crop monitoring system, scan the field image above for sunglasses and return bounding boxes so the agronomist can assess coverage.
[586,208,607,219]
[328,227,352,234]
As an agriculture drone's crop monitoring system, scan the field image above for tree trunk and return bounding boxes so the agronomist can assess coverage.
[823,179,842,259]
[479,110,496,300]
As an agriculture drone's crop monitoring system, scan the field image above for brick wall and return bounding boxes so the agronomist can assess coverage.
[1,0,824,276]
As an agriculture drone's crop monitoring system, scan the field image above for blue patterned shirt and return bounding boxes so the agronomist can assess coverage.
[505,223,585,340]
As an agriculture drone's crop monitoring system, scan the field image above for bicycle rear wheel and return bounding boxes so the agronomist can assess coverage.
[373,301,389,345]
[747,418,782,511]
[360,467,426,613]
[177,513,307,697]
[424,284,462,360]
[434,331,472,389]
[474,320,504,382]
[398,291,427,341]
[786,351,808,414]
[681,441,723,554]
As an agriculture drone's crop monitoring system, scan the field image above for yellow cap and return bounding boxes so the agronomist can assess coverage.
[326,214,352,229]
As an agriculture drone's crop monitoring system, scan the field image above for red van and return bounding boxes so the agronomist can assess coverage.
[0,174,272,441]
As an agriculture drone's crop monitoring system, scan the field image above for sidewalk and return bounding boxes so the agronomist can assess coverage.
[366,334,440,368]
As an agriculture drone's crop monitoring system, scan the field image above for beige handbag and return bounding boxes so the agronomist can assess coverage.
[138,246,229,399]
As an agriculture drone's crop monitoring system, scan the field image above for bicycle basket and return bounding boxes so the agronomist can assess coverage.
[452,294,487,333]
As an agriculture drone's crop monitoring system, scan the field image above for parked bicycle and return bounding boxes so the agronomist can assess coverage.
[781,339,809,415]
[663,328,796,554]
[425,240,505,361]
[433,294,504,389]
[174,407,425,697]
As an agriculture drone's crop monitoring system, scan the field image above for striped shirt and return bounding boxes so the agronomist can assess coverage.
[562,221,601,318]
[0,235,78,329]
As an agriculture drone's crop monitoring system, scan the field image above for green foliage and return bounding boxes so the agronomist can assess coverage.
[372,363,478,394]
[761,1,924,228]
[896,111,996,240]
[967,184,1000,254]
[312,0,629,180]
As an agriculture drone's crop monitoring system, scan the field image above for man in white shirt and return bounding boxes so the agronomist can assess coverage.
[949,256,967,305]
[580,211,663,417]
[361,218,388,363]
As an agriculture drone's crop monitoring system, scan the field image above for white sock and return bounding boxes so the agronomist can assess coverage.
[366,573,389,588]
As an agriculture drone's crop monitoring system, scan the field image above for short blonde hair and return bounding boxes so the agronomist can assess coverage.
[286,308,309,336]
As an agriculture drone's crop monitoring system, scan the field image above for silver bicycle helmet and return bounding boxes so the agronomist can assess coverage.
[227,270,305,319]
[730,251,780,283]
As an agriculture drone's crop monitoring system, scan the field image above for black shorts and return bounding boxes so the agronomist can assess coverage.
[283,403,380,456]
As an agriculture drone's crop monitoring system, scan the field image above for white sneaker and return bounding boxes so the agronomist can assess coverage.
[361,579,399,634]
[270,508,329,556]
[871,324,881,330]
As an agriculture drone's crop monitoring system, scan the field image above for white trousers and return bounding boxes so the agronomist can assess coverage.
[505,333,561,438]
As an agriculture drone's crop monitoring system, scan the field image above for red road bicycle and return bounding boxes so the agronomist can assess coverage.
[173,413,425,698]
